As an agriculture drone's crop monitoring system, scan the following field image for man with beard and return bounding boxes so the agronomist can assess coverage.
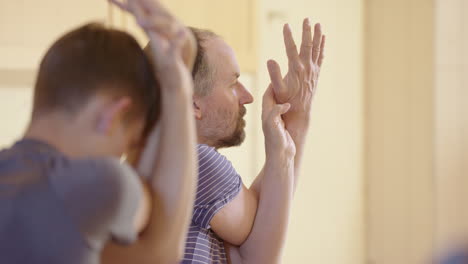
[172,19,325,263]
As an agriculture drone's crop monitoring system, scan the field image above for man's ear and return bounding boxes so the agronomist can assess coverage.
[96,97,132,135]
[193,96,203,120]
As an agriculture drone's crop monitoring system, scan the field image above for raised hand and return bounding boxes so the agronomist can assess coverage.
[109,0,196,170]
[262,61,296,157]
[270,18,325,129]
[109,0,197,70]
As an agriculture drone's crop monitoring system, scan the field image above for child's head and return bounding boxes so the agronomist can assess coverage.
[32,22,160,157]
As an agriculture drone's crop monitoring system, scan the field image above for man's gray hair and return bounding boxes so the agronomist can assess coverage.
[188,27,219,97]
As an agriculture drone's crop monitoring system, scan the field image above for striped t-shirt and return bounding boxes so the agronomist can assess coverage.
[181,144,242,264]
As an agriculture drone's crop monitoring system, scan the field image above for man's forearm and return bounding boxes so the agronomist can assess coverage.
[145,90,196,259]
[286,119,310,193]
[249,125,307,195]
[248,166,264,198]
[132,87,197,262]
[232,154,294,264]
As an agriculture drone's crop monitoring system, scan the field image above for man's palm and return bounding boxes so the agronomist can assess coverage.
[270,19,325,125]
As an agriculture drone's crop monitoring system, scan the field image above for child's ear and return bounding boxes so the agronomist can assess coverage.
[96,97,132,134]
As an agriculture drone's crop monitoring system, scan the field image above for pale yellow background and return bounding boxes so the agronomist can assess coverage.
[0,0,467,263]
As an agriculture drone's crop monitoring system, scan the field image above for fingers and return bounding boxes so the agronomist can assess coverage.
[114,0,177,37]
[262,85,276,110]
[262,85,290,119]
[109,0,131,11]
[138,18,177,37]
[125,0,181,51]
[318,35,326,67]
[283,24,300,65]
[299,18,313,64]
[311,23,323,63]
[130,0,151,28]
[267,60,282,88]
[263,103,290,131]
[267,60,288,102]
[139,0,173,19]
[291,19,323,66]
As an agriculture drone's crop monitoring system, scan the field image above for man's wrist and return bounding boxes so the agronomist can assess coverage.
[265,146,295,164]
[285,120,309,142]
[264,154,294,181]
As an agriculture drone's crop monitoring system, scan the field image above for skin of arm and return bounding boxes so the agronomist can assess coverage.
[101,0,197,263]
[227,156,294,264]
[210,184,259,246]
[225,85,296,264]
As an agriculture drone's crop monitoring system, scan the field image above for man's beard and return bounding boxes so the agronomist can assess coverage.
[215,106,247,149]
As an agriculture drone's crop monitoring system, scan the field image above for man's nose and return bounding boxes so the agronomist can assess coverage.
[239,83,254,105]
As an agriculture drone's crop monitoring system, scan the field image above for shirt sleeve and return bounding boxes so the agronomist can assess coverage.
[49,157,143,248]
[192,144,242,229]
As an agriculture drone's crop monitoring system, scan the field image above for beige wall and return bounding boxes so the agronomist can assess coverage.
[365,0,435,263]
[434,0,468,251]
[366,1,468,263]
[0,0,108,70]
[0,84,33,148]
[0,0,109,147]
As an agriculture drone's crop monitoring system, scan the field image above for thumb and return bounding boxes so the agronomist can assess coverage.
[273,103,291,116]
[267,59,287,103]
[262,85,275,110]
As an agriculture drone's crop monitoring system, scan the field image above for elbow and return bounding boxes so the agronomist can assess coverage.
[217,221,254,247]
[228,230,251,247]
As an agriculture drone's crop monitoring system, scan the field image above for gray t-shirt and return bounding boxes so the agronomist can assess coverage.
[0,139,143,264]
